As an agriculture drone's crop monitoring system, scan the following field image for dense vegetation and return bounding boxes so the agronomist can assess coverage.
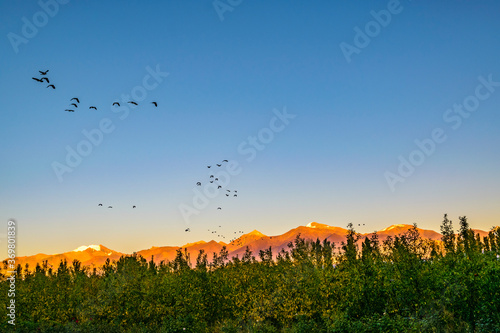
[1,215,500,332]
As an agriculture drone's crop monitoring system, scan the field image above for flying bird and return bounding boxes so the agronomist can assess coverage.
[217,164,222,167]
[47,84,55,89]
[133,206,136,208]
[185,228,190,232]
[210,175,214,178]
[151,102,157,107]
[108,206,112,208]
[98,204,102,206]
[218,186,222,189]
[234,194,237,197]
[39,70,49,75]
[41,77,49,83]
[112,102,120,106]
[226,194,229,197]
[128,101,138,105]
[64,109,74,112]
[32,77,43,82]
[222,160,228,162]
[207,166,211,168]
[70,103,78,108]
[71,98,80,103]
[196,182,201,186]
[217,207,222,210]
[89,106,97,110]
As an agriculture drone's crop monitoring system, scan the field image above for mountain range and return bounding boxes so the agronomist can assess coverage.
[5,223,491,272]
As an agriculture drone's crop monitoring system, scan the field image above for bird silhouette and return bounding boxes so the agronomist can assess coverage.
[64,109,74,112]
[47,84,55,89]
[215,178,219,181]
[222,160,228,162]
[108,206,112,208]
[207,166,211,168]
[226,194,229,197]
[234,194,237,197]
[89,106,97,110]
[217,164,222,167]
[210,175,214,178]
[39,70,49,75]
[71,98,80,103]
[196,182,201,186]
[151,102,157,107]
[217,207,222,210]
[40,77,49,83]
[32,77,43,82]
[112,102,120,106]
[128,101,138,105]
[218,186,222,189]
[70,103,78,108]
[185,228,190,232]
[234,190,237,193]
[226,190,231,192]
[98,204,103,206]
[132,206,136,208]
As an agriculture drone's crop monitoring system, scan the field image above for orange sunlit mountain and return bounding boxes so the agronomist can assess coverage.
[4,223,492,272]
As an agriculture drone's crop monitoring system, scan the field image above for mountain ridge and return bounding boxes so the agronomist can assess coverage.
[5,222,493,271]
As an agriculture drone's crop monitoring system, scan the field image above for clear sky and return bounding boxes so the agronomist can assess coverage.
[1,0,499,257]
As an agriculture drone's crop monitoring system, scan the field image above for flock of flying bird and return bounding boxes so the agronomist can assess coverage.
[32,70,55,89]
[97,203,136,209]
[32,69,158,112]
[195,159,239,211]
[31,69,160,211]
[184,225,246,244]
[184,159,244,242]
[33,69,248,243]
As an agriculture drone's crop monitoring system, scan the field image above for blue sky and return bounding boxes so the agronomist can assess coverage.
[1,0,499,257]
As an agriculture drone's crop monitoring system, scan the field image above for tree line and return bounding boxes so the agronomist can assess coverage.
[1,214,499,332]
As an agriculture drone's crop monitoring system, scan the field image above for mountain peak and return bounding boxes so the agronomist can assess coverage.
[248,230,265,237]
[306,222,328,228]
[73,244,102,252]
[380,224,413,232]
[305,222,346,231]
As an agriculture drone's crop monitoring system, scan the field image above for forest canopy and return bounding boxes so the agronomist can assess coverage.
[1,215,499,332]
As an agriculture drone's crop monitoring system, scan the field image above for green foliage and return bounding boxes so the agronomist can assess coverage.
[1,215,499,332]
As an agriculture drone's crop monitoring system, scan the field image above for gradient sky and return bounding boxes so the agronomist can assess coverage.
[1,0,499,257]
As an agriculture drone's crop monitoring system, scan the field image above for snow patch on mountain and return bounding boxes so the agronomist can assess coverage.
[380,224,410,232]
[73,245,101,252]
